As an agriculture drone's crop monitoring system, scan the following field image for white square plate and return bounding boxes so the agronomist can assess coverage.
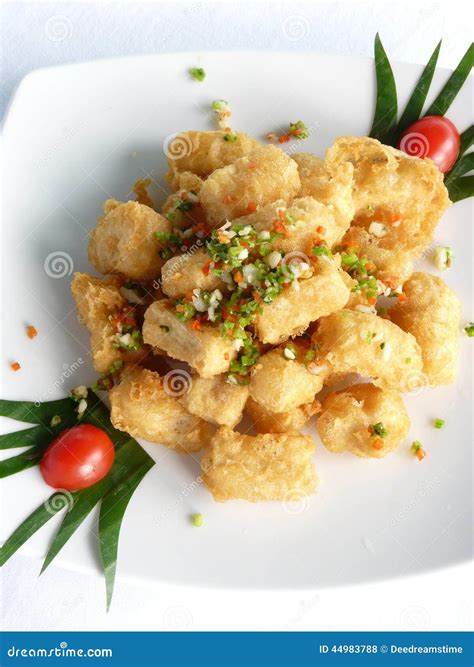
[1,52,472,589]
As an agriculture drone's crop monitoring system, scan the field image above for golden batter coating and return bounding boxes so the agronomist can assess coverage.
[181,374,249,428]
[317,383,410,458]
[88,199,170,281]
[390,272,461,385]
[230,196,346,253]
[199,145,301,226]
[71,272,145,373]
[160,249,224,299]
[328,137,450,281]
[201,427,318,502]
[142,300,237,378]
[256,257,350,344]
[317,310,423,391]
[166,131,261,189]
[246,398,321,434]
[249,342,327,413]
[292,153,355,239]
[109,366,212,452]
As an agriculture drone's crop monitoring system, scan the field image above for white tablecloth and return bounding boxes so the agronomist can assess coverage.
[1,0,472,632]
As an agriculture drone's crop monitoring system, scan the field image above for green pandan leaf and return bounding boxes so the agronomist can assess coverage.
[446,175,474,202]
[0,426,45,450]
[0,490,76,566]
[396,40,442,135]
[99,456,154,611]
[459,125,474,157]
[445,153,474,185]
[369,33,398,143]
[425,43,473,116]
[0,397,76,425]
[0,446,43,478]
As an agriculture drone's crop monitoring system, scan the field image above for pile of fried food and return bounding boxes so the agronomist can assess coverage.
[71,132,461,503]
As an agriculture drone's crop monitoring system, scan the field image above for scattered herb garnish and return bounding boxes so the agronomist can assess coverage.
[369,422,388,438]
[464,322,474,337]
[411,440,427,461]
[189,67,206,82]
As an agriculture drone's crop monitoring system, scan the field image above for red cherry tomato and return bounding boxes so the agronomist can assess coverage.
[398,115,460,173]
[40,424,114,491]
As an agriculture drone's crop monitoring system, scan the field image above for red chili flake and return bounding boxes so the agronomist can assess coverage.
[26,325,38,339]
[246,202,257,213]
[397,293,407,304]
[316,226,326,234]
[191,319,202,331]
[273,220,290,238]
[372,439,384,451]
[202,261,212,276]
[10,362,21,372]
[278,134,290,144]
[248,163,257,171]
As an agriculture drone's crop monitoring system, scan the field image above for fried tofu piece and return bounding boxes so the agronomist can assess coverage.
[71,272,146,373]
[142,300,237,377]
[161,249,224,298]
[317,384,410,458]
[249,342,327,413]
[230,196,344,253]
[180,374,249,428]
[327,137,450,281]
[166,131,261,189]
[199,145,301,226]
[256,257,350,344]
[390,272,461,385]
[317,310,423,392]
[342,225,415,284]
[88,199,170,281]
[109,367,212,452]
[201,427,317,502]
[246,397,320,434]
[292,153,355,240]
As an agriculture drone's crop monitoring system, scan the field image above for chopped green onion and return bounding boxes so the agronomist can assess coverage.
[464,322,474,337]
[49,415,61,428]
[190,513,203,527]
[371,422,388,438]
[433,418,445,429]
[189,67,206,82]
[288,120,310,140]
[224,133,237,142]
